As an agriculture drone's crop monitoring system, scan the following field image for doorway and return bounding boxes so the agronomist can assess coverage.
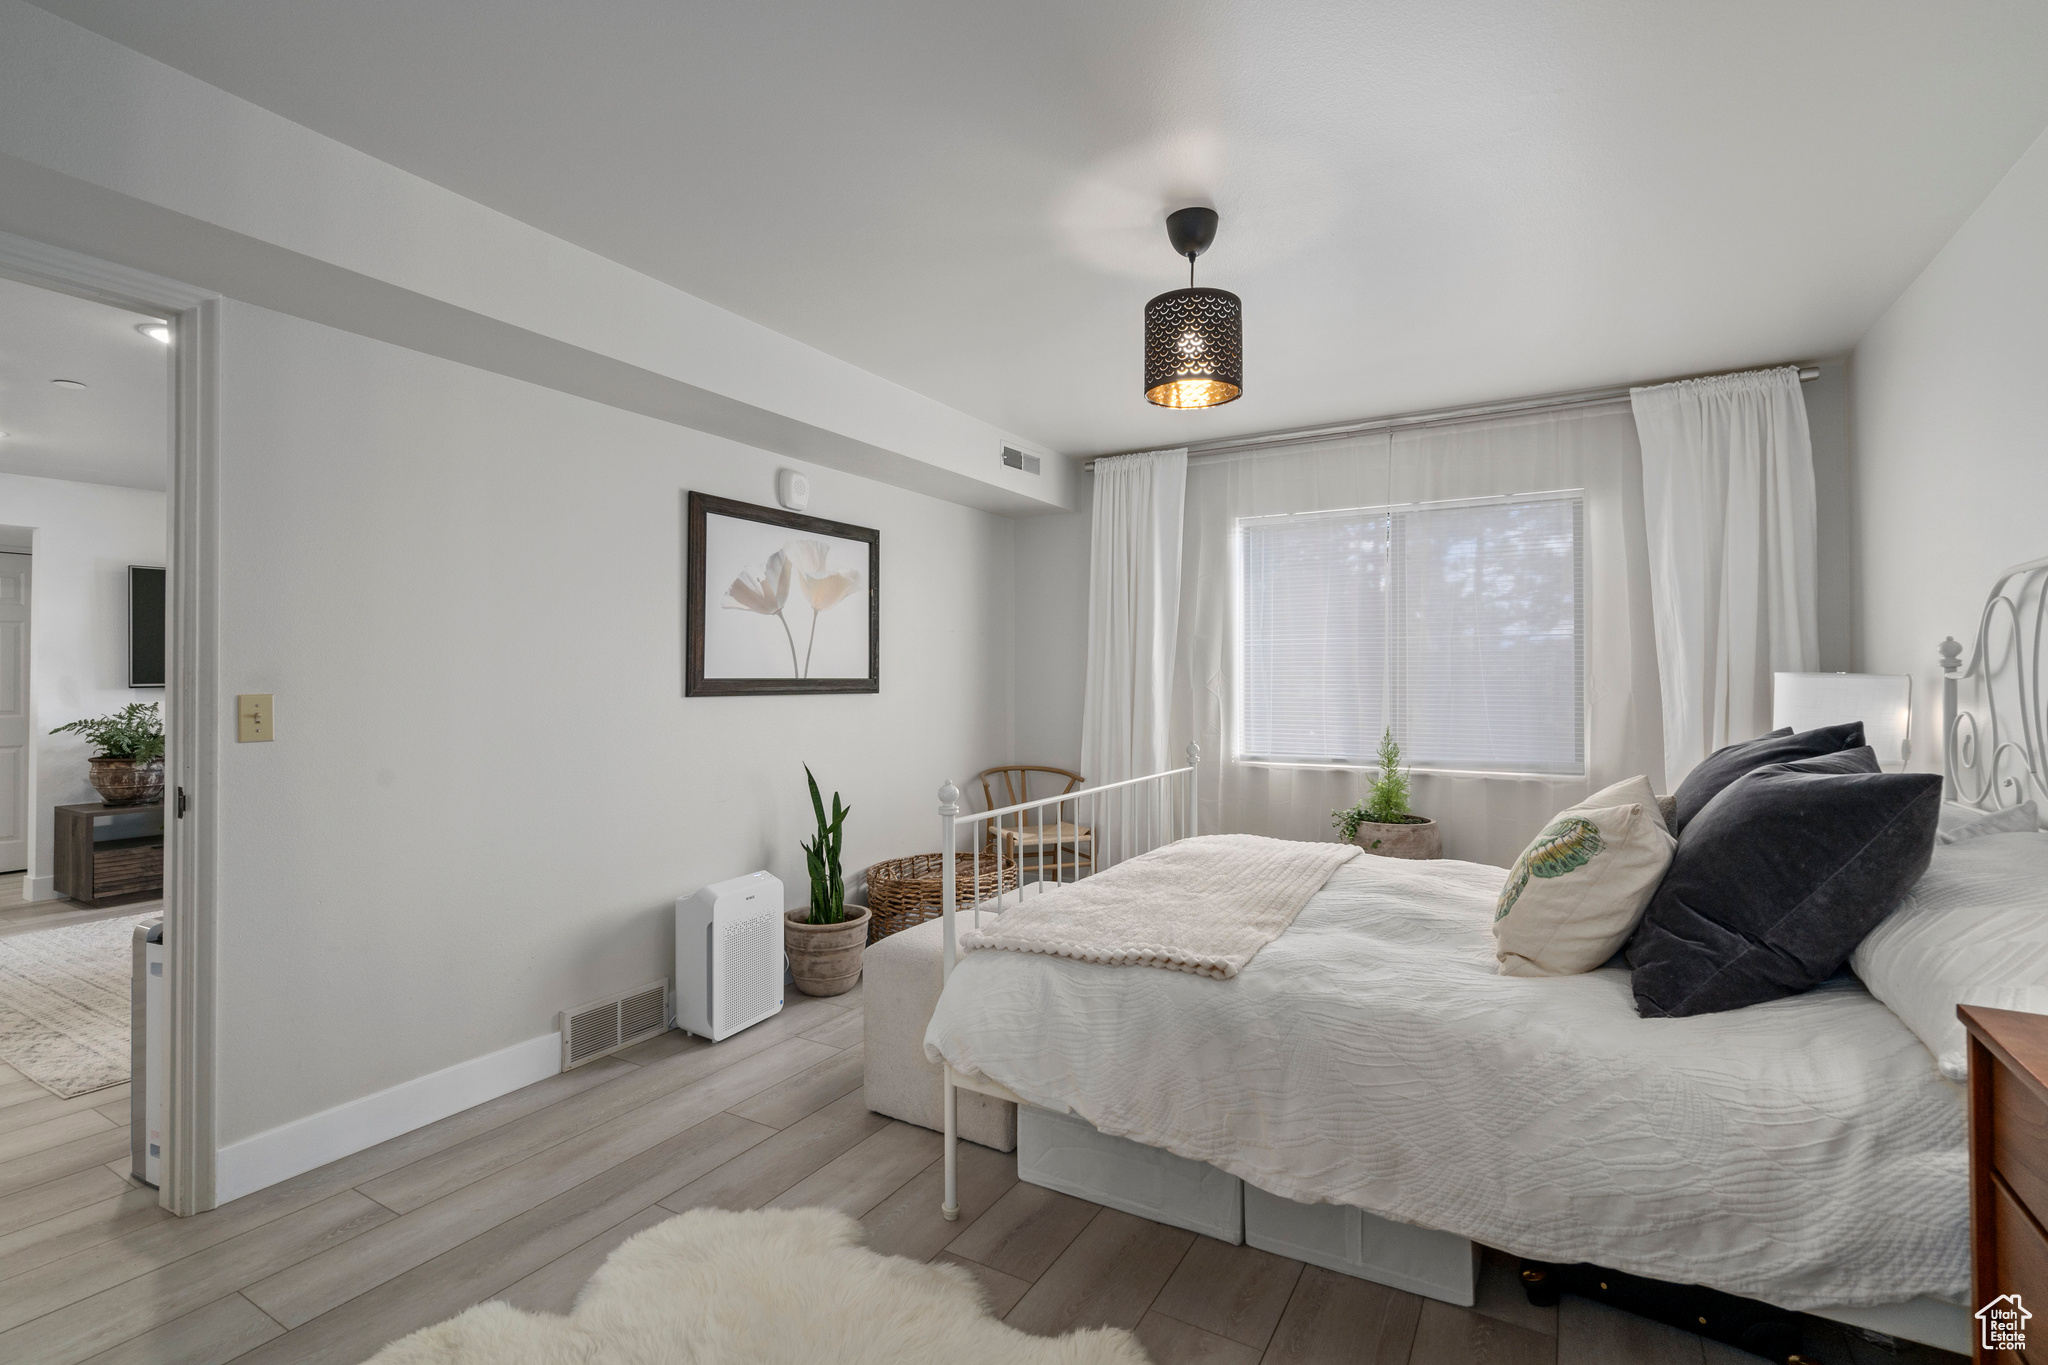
[0,231,219,1214]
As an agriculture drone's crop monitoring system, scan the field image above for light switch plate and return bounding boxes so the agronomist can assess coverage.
[237,694,273,743]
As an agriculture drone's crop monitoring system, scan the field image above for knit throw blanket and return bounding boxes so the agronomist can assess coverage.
[958,834,1360,979]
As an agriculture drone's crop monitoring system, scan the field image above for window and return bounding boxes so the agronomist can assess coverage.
[1237,490,1584,774]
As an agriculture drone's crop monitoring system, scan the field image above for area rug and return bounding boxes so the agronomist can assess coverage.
[0,912,156,1097]
[365,1207,1149,1364]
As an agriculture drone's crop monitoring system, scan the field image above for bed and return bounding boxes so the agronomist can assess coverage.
[927,850,1966,1310]
[919,563,2048,1357]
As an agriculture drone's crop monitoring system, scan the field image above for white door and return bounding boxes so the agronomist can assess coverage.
[0,553,28,873]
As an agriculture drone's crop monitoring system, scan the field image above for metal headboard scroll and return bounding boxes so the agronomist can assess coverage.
[1941,554,2048,812]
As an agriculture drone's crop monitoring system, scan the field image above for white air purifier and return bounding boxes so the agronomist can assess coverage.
[676,871,785,1042]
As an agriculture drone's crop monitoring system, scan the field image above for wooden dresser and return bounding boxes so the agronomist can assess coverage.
[1964,1004,2048,1362]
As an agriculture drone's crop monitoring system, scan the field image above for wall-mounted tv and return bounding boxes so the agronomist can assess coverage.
[129,565,165,688]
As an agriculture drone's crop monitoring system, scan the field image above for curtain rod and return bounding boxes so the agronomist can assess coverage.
[1081,364,1822,472]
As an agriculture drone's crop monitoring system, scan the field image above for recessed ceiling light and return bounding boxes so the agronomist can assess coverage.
[137,322,171,344]
[50,379,86,389]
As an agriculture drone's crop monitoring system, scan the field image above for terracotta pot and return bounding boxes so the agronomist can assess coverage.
[785,905,870,997]
[88,756,165,807]
[1352,816,1442,860]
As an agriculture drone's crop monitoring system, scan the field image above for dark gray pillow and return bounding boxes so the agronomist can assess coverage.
[1627,748,1941,1018]
[1668,722,1867,834]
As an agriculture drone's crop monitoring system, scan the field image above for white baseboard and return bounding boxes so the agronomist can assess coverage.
[215,1031,561,1204]
[23,874,59,902]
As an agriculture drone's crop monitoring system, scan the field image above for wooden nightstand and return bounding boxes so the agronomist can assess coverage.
[52,801,165,906]
[1962,1004,2048,1362]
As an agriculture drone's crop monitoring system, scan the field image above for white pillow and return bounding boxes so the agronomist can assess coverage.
[1939,801,2039,844]
[1935,801,1979,835]
[1493,776,1676,977]
[1851,831,2048,1080]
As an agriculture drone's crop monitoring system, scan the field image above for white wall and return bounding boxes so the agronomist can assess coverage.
[0,473,166,890]
[1852,125,2048,770]
[210,301,1016,1154]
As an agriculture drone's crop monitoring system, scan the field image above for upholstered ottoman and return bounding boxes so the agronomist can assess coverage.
[862,912,1017,1152]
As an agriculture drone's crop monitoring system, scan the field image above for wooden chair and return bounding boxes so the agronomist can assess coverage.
[975,765,1092,883]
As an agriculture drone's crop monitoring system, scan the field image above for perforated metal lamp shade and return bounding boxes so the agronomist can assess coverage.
[1144,287,1243,408]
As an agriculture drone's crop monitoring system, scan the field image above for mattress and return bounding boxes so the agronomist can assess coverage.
[925,853,1966,1310]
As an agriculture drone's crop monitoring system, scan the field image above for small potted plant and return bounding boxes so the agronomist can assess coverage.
[50,702,165,807]
[785,766,871,996]
[1332,727,1441,860]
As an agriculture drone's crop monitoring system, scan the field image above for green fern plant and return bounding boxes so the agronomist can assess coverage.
[800,765,852,924]
[50,702,164,763]
[1331,727,1413,841]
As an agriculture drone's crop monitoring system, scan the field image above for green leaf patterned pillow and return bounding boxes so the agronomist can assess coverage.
[1492,777,1676,977]
[1496,815,1606,920]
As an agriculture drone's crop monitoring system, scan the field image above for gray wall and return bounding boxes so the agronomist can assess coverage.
[211,301,1018,1146]
[1804,360,1856,672]
[1007,366,1860,785]
[1010,472,1091,774]
[1850,125,2048,769]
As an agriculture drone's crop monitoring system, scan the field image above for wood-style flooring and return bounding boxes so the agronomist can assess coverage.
[0,985,1965,1364]
[0,873,160,939]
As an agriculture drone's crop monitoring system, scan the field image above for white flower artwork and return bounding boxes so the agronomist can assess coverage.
[694,498,876,691]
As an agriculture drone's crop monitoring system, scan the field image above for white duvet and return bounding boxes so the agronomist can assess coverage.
[925,854,1967,1310]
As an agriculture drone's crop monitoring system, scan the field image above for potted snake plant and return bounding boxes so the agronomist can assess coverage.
[785,766,870,996]
[1332,727,1442,860]
[50,702,166,806]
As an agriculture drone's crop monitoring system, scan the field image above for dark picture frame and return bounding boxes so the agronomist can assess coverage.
[686,491,880,696]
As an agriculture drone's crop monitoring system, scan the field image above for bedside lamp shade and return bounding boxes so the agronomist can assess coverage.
[1772,672,1912,769]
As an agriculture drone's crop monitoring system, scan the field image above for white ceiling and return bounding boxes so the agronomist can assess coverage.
[30,1,2048,456]
[0,274,169,491]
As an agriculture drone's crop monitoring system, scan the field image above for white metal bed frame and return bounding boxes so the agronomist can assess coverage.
[1942,554,2048,816]
[933,744,1200,1219]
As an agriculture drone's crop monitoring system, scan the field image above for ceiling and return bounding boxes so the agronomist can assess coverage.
[30,1,2048,457]
[0,274,169,491]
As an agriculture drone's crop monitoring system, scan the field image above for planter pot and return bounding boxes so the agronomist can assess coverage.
[88,756,165,807]
[785,905,871,997]
[1352,816,1442,860]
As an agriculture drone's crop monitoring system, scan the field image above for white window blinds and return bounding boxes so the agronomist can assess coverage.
[1237,490,1584,774]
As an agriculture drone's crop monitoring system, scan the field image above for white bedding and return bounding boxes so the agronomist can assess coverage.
[925,853,1966,1310]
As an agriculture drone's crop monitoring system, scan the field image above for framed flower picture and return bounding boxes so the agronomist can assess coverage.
[686,492,879,695]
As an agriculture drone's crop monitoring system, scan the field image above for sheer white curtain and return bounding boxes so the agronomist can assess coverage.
[1081,450,1188,809]
[1171,404,1664,867]
[1630,367,1817,786]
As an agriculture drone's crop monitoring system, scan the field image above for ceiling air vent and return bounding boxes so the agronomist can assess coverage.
[560,978,671,1070]
[1001,446,1042,476]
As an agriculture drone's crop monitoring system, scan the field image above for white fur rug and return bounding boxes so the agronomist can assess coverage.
[365,1207,1150,1364]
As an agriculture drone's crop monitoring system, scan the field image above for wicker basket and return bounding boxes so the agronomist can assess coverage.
[863,852,1020,943]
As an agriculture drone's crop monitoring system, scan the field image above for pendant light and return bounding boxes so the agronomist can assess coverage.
[1143,206,1242,408]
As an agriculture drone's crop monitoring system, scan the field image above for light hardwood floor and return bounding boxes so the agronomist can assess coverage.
[0,986,1965,1364]
[0,873,160,939]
